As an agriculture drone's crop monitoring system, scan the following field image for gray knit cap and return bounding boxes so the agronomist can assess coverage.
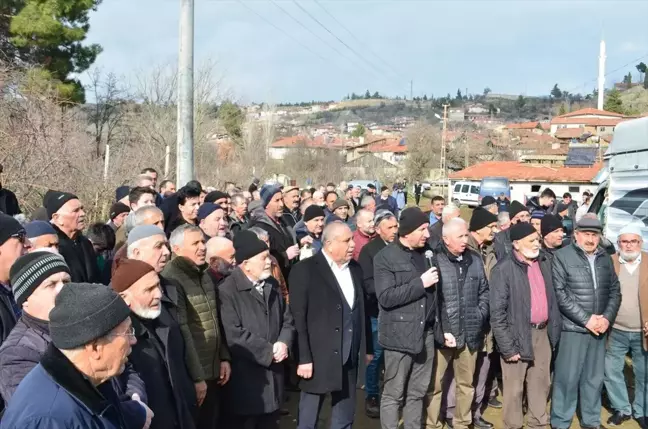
[49,283,131,349]
[10,251,70,307]
[127,225,165,247]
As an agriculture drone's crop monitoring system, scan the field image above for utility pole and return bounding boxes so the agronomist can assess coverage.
[464,135,469,169]
[440,104,449,199]
[177,0,194,186]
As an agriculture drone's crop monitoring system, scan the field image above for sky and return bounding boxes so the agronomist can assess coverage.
[83,0,648,104]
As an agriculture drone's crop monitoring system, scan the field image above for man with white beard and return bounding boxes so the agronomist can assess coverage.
[218,230,294,429]
[489,223,561,429]
[604,225,648,427]
[112,259,198,429]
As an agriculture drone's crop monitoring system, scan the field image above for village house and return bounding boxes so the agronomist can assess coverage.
[450,158,601,205]
[549,108,628,142]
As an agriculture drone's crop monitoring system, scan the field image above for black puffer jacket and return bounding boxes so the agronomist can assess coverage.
[490,250,561,361]
[493,228,512,261]
[434,246,489,351]
[552,242,621,333]
[374,241,433,354]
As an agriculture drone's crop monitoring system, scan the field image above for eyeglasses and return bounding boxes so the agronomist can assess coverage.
[110,326,136,338]
[11,231,26,244]
[619,239,641,245]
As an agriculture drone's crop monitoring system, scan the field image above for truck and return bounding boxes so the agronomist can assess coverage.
[588,116,648,251]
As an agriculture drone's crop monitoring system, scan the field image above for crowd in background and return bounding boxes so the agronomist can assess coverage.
[0,169,643,429]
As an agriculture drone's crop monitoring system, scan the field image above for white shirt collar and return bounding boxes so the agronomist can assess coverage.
[322,250,349,271]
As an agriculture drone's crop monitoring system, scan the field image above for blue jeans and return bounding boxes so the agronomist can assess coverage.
[604,328,648,418]
[365,317,384,399]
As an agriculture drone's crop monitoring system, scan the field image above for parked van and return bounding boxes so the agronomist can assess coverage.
[478,177,511,204]
[451,181,480,207]
[588,116,648,251]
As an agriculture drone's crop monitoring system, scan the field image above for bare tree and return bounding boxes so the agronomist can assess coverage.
[405,122,442,180]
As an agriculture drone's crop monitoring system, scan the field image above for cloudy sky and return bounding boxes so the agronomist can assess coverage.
[84,0,648,103]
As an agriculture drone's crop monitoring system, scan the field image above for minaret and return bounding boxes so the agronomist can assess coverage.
[597,40,606,110]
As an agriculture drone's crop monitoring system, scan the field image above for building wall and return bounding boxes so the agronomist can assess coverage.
[509,181,592,205]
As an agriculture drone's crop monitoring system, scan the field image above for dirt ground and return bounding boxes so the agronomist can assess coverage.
[279,389,640,428]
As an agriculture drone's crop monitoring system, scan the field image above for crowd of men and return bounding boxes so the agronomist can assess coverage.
[0,169,644,429]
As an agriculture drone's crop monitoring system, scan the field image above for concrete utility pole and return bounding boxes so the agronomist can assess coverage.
[177,0,194,186]
[103,144,110,182]
[440,104,449,199]
[597,39,606,110]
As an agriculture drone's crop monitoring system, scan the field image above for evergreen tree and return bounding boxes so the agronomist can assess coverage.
[603,88,626,114]
[550,84,562,99]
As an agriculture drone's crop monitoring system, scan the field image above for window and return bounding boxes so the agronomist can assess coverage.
[461,185,469,193]
[531,185,541,192]
[454,184,461,192]
[600,127,606,132]
[568,186,580,193]
[470,185,480,194]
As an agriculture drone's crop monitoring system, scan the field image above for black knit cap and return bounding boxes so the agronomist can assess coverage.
[49,282,131,350]
[469,208,498,232]
[510,222,538,242]
[234,230,269,264]
[398,207,429,237]
[204,190,229,204]
[44,190,78,219]
[480,196,497,207]
[109,202,130,221]
[0,213,25,247]
[10,251,70,307]
[541,214,563,237]
[303,205,325,223]
[508,200,529,220]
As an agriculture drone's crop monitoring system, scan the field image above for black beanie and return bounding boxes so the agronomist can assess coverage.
[10,251,70,307]
[109,202,130,221]
[541,214,563,237]
[49,283,131,349]
[0,213,25,247]
[398,207,429,237]
[204,190,228,204]
[303,205,325,223]
[508,200,528,220]
[234,230,269,263]
[469,208,498,232]
[510,222,538,242]
[44,190,78,219]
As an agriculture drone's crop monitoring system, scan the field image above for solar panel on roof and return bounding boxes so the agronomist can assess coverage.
[565,147,597,166]
[399,138,406,146]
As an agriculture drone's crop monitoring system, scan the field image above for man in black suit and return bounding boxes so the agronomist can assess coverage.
[290,221,373,429]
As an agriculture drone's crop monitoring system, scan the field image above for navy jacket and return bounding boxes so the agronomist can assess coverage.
[1,344,142,429]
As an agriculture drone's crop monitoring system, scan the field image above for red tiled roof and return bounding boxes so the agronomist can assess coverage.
[505,121,539,130]
[539,122,551,131]
[556,108,625,118]
[271,135,354,148]
[359,138,406,153]
[449,161,602,182]
[551,117,626,126]
[554,127,586,139]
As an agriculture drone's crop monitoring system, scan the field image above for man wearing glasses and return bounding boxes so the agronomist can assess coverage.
[604,225,648,427]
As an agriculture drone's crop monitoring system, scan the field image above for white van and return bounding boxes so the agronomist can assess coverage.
[450,181,480,208]
[588,116,648,251]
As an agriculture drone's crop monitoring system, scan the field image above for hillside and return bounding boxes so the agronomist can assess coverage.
[619,86,648,114]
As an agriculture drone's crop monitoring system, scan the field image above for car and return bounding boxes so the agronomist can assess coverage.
[450,181,480,208]
[348,179,382,191]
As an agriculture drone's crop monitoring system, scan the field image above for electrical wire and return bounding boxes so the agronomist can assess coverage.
[564,52,648,95]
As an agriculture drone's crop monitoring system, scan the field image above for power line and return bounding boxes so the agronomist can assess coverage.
[291,0,410,95]
[565,52,648,95]
[312,0,409,83]
[268,0,368,73]
[233,0,330,65]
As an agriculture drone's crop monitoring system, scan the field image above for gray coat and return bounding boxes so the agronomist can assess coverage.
[552,242,621,333]
[218,267,294,415]
[434,248,489,351]
[490,251,562,361]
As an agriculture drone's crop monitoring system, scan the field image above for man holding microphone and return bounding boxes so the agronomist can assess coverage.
[374,207,439,429]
